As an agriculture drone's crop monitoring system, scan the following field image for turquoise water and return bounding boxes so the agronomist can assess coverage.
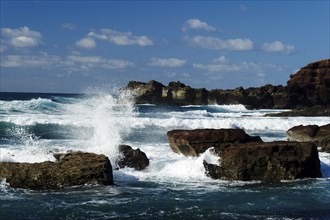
[1,92,329,219]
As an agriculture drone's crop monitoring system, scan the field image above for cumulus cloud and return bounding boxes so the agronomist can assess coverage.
[1,26,43,48]
[186,36,253,51]
[148,57,187,67]
[75,37,96,49]
[262,41,295,54]
[88,28,153,46]
[182,19,216,32]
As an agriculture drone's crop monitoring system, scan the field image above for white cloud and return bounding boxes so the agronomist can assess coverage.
[67,55,104,64]
[61,23,76,30]
[66,55,134,71]
[148,57,187,67]
[262,41,295,54]
[182,19,216,32]
[0,54,60,68]
[193,63,242,72]
[75,37,96,49]
[9,36,40,47]
[0,39,7,52]
[1,26,43,48]
[186,36,253,51]
[213,55,228,63]
[193,56,284,74]
[88,28,153,46]
[0,53,134,71]
[103,59,134,69]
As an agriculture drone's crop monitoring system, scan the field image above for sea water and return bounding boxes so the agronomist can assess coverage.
[1,90,329,219]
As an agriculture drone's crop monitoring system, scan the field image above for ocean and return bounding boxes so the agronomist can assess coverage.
[1,90,329,219]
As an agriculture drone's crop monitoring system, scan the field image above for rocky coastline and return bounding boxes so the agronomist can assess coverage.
[125,59,330,114]
[1,59,329,189]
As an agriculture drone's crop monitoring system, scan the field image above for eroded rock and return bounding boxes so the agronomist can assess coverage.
[204,141,322,182]
[167,128,262,157]
[0,152,113,190]
[116,145,149,170]
[287,124,330,153]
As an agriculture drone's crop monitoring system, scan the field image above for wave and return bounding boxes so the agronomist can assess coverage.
[0,121,92,140]
[0,98,64,115]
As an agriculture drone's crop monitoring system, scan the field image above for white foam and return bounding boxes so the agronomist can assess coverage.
[319,152,330,178]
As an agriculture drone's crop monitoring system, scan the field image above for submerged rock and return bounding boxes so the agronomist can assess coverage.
[204,141,322,183]
[0,152,114,190]
[167,128,262,157]
[116,145,149,170]
[287,124,330,153]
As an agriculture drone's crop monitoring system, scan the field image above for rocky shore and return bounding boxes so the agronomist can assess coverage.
[125,59,329,112]
[0,152,114,190]
[1,123,328,189]
[167,128,325,183]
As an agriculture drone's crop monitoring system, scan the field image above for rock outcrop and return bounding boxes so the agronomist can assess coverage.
[167,128,322,182]
[125,59,330,110]
[287,124,330,153]
[116,145,149,170]
[167,128,262,157]
[287,59,330,108]
[0,152,113,190]
[204,141,322,182]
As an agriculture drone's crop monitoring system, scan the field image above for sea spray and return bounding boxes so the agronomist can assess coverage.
[67,88,137,163]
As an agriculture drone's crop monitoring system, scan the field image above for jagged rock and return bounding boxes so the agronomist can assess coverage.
[167,128,262,157]
[287,124,330,153]
[0,152,113,190]
[287,59,330,108]
[125,59,330,111]
[116,145,149,170]
[204,141,322,182]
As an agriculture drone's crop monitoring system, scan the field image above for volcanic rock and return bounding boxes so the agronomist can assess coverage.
[167,128,262,157]
[116,145,149,170]
[287,59,330,108]
[125,59,330,110]
[204,141,322,182]
[287,124,330,153]
[0,152,114,190]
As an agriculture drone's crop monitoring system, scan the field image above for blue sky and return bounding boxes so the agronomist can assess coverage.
[1,1,329,93]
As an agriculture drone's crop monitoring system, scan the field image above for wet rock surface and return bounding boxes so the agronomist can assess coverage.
[167,128,262,157]
[204,141,322,183]
[0,152,114,190]
[116,145,150,170]
[287,124,330,153]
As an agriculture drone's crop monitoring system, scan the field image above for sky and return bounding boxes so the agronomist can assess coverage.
[0,0,329,93]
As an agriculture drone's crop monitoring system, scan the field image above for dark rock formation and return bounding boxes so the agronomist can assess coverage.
[204,141,322,183]
[167,128,262,157]
[125,59,329,110]
[0,152,114,190]
[287,59,330,108]
[126,80,209,106]
[116,145,149,170]
[287,124,330,153]
[265,106,330,117]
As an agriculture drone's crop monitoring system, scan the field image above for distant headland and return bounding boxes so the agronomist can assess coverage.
[125,59,330,115]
